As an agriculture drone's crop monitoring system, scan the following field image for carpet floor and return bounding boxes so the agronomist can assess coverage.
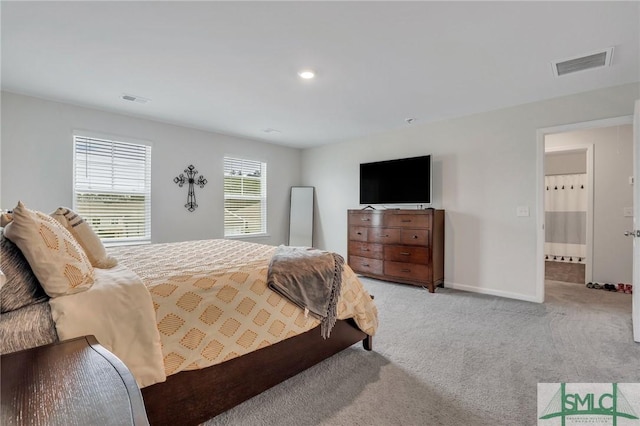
[204,279,639,426]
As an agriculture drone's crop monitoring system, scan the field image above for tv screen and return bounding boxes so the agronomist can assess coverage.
[360,155,431,205]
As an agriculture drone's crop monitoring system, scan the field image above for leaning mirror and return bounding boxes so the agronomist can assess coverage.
[288,186,314,247]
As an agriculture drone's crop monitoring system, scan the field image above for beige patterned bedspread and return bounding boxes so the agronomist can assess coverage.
[110,239,377,377]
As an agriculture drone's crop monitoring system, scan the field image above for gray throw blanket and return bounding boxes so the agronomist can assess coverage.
[267,245,344,339]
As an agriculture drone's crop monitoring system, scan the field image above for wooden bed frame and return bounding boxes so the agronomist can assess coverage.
[141,318,372,425]
[0,227,376,425]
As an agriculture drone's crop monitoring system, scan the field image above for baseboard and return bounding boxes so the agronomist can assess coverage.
[444,281,542,303]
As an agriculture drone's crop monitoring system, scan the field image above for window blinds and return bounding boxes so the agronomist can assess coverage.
[223,157,267,236]
[73,136,152,243]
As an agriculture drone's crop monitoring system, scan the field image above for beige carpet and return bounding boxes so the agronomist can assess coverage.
[204,278,638,426]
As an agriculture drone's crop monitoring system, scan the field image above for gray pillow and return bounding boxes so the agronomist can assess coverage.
[1,229,48,313]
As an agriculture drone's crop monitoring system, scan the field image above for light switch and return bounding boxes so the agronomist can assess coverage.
[623,207,633,217]
[516,206,530,217]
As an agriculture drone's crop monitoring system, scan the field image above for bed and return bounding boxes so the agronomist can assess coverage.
[0,207,378,425]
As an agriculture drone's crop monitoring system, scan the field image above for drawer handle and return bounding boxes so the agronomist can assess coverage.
[363,248,369,252]
[363,263,370,267]
[361,218,370,222]
[357,232,362,235]
[400,252,411,256]
[401,219,412,223]
[380,234,389,238]
[412,235,419,239]
[401,268,411,272]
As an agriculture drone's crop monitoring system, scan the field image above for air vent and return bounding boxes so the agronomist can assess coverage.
[121,93,150,104]
[552,47,614,77]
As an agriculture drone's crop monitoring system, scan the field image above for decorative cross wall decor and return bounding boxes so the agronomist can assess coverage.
[174,165,207,212]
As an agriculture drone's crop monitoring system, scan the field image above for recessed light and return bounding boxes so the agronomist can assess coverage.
[297,70,315,79]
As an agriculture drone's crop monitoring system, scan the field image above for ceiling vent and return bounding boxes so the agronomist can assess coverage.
[121,94,150,104]
[552,47,614,77]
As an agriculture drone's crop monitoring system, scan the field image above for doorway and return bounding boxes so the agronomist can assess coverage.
[536,116,634,302]
[543,147,591,285]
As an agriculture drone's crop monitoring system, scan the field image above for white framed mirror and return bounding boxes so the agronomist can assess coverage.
[288,186,314,247]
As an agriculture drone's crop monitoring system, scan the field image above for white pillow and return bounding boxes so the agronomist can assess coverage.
[51,207,118,269]
[3,201,95,297]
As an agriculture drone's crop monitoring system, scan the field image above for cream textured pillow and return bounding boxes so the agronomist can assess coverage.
[51,207,118,269]
[3,201,95,297]
[0,212,12,227]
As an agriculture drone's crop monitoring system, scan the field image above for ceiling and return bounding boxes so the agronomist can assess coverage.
[2,1,639,149]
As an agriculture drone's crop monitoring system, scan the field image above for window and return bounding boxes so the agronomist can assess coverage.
[73,135,152,244]
[224,157,267,237]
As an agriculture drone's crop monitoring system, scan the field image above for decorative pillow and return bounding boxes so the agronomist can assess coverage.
[0,230,49,313]
[3,201,95,297]
[51,207,118,269]
[0,212,12,227]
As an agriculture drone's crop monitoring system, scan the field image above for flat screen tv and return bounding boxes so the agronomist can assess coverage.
[360,155,431,205]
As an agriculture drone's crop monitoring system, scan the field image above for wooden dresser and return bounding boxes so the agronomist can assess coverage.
[347,209,444,292]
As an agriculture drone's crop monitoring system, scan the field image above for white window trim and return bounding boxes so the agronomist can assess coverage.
[73,129,153,148]
[224,232,270,240]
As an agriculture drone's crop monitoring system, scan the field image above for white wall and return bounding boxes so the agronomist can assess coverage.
[301,83,639,302]
[546,125,634,284]
[1,92,302,245]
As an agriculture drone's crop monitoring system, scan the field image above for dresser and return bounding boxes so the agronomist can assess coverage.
[1,335,149,426]
[347,209,444,292]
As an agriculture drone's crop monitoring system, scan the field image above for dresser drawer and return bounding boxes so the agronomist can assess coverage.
[348,242,383,259]
[400,229,430,246]
[348,212,383,227]
[384,261,430,281]
[349,226,368,242]
[349,256,383,275]
[384,214,431,229]
[368,228,400,244]
[384,246,429,263]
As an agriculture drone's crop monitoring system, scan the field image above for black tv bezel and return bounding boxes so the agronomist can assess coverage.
[359,155,432,205]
